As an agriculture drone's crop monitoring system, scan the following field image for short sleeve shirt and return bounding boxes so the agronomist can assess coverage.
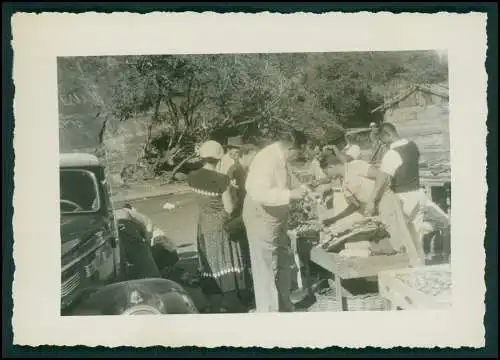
[343,160,375,204]
[379,139,409,176]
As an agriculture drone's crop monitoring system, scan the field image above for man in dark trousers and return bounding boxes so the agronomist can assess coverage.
[116,204,179,279]
[365,122,427,266]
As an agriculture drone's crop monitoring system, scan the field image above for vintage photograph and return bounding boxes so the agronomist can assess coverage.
[58,50,452,316]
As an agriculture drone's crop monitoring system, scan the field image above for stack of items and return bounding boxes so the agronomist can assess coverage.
[318,218,391,257]
[395,267,452,298]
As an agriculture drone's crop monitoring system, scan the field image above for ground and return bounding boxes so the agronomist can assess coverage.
[112,183,251,312]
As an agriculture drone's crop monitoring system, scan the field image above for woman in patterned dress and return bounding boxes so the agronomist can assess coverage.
[188,140,248,313]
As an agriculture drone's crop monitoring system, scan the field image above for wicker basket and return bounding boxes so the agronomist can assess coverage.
[307,287,343,312]
[345,294,388,311]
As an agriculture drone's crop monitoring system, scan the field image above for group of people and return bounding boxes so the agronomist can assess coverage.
[187,122,444,314]
[312,123,429,267]
[188,130,308,313]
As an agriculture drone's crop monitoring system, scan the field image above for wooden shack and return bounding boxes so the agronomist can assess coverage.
[371,82,450,183]
[370,82,450,211]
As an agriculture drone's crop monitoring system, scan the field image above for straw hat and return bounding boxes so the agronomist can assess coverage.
[197,140,224,160]
[226,135,244,149]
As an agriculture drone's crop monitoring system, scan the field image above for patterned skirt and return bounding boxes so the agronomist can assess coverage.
[197,212,249,295]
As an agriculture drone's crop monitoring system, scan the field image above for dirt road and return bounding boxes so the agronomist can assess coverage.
[114,192,200,256]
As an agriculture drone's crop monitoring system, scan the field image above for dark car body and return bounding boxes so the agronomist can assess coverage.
[59,153,197,315]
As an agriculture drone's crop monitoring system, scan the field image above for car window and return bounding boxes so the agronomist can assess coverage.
[60,169,100,213]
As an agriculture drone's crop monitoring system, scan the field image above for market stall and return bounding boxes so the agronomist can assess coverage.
[287,177,451,312]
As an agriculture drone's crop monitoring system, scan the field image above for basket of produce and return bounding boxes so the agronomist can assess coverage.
[394,267,452,298]
[307,285,343,312]
[288,187,322,230]
[345,293,388,311]
[378,264,452,310]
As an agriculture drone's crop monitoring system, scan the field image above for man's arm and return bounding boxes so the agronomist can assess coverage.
[368,172,391,205]
[322,196,360,227]
[331,145,352,164]
[366,150,401,214]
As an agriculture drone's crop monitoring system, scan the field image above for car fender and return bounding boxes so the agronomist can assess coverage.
[72,278,199,315]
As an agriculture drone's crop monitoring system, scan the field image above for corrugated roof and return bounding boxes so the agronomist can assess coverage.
[371,83,449,114]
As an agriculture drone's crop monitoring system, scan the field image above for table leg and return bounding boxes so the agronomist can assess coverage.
[334,275,345,311]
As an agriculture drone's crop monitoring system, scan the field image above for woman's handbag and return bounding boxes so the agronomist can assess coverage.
[224,214,246,240]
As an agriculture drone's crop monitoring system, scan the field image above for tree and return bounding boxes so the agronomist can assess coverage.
[58,50,448,182]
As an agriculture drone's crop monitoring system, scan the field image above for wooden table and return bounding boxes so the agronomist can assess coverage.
[378,263,452,310]
[310,246,410,310]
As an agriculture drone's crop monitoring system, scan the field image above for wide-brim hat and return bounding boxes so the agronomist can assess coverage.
[198,140,224,160]
[226,135,244,149]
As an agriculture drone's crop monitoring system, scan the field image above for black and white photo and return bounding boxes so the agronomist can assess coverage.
[11,11,487,348]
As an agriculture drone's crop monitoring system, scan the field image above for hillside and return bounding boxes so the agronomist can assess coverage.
[58,50,449,181]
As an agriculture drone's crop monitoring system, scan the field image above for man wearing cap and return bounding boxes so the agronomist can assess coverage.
[216,135,244,175]
[243,129,308,313]
[368,122,388,164]
[365,122,427,266]
[322,129,361,165]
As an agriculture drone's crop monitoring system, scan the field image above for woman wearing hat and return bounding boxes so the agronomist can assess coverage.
[188,140,248,313]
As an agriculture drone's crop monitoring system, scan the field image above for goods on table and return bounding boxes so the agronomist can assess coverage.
[378,264,452,309]
[288,189,322,230]
[319,218,388,253]
[394,268,452,297]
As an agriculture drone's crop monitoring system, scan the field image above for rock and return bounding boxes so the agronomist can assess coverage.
[173,172,188,181]
[162,202,176,210]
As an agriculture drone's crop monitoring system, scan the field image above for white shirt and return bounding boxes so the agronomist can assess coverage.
[343,160,374,204]
[343,144,361,160]
[245,142,292,207]
[379,138,410,176]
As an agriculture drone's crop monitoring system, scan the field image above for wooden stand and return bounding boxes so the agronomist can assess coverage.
[378,264,452,310]
[310,246,410,311]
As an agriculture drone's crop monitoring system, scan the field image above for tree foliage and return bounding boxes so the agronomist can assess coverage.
[58,50,448,180]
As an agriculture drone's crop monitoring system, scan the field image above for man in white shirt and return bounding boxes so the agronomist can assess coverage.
[242,129,308,313]
[365,122,427,264]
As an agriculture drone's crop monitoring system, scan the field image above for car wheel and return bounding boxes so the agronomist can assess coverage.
[122,304,162,315]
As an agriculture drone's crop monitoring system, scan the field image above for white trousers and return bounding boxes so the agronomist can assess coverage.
[242,197,295,313]
[396,189,427,262]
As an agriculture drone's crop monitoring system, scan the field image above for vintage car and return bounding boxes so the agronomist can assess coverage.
[59,153,198,315]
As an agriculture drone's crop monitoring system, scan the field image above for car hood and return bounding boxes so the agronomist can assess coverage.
[60,213,108,257]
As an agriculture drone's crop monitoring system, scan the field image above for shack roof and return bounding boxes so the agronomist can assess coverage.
[60,153,101,168]
[371,83,449,114]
